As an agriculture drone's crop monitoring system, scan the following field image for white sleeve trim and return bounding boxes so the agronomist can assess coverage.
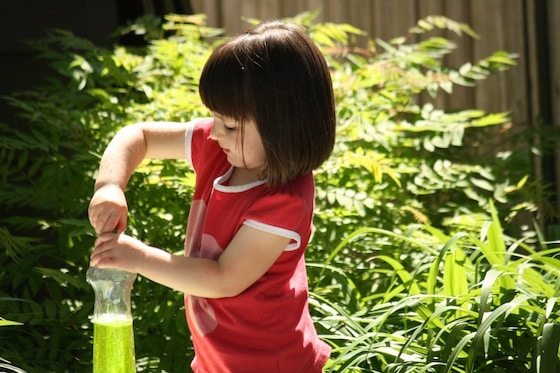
[243,220,301,251]
[184,120,197,167]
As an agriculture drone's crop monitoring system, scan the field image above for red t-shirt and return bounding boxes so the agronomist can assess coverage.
[183,118,331,372]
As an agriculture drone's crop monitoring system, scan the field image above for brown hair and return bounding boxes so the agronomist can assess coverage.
[199,20,336,186]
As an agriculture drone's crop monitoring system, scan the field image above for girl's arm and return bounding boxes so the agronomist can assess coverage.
[90,121,290,298]
[89,122,189,234]
[91,225,291,298]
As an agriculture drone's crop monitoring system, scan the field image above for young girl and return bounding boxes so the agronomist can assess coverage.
[88,20,336,372]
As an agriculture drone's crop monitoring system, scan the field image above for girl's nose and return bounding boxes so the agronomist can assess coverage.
[209,121,221,140]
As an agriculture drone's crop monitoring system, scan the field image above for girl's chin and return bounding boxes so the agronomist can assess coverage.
[227,157,262,171]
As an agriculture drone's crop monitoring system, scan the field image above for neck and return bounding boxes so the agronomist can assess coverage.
[228,167,264,186]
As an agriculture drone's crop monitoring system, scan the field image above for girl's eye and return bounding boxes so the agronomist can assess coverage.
[214,114,237,131]
[221,120,237,131]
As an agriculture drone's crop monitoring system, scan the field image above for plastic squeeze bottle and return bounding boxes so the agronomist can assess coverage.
[87,266,137,373]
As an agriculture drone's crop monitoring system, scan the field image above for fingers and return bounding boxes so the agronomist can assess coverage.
[90,210,125,235]
[88,184,128,234]
[90,233,143,273]
[94,232,118,246]
[91,232,118,267]
[115,216,127,233]
[89,203,127,234]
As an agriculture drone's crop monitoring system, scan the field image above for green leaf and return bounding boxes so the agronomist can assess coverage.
[537,323,560,373]
[35,267,89,291]
[0,317,23,327]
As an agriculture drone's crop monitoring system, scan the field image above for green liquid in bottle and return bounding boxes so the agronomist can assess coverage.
[93,314,135,373]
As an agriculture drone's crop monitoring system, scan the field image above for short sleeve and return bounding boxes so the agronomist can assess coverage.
[185,118,217,173]
[242,181,314,251]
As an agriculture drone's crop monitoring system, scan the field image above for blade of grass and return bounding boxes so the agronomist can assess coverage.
[537,322,560,373]
[443,246,469,317]
[466,294,531,372]
[478,268,502,323]
[425,229,467,308]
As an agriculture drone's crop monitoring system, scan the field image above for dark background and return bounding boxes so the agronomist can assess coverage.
[0,0,193,122]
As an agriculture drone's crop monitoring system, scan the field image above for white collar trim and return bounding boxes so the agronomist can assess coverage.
[213,167,267,192]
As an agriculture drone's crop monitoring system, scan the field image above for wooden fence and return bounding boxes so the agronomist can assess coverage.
[191,0,560,223]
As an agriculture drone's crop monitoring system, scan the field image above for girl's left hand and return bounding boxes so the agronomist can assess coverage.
[91,232,150,273]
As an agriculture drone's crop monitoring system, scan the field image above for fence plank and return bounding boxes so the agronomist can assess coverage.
[549,0,560,219]
[191,0,221,27]
[258,0,281,22]
[347,0,373,34]
[371,0,417,40]
[438,0,475,111]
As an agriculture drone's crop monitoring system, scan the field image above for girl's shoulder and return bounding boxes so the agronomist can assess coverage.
[252,172,315,217]
[271,172,315,198]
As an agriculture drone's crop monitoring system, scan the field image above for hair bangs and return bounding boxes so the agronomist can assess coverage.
[199,45,253,121]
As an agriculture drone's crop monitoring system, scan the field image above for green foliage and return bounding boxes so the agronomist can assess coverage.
[309,14,528,240]
[312,203,560,372]
[0,14,211,372]
[0,11,556,372]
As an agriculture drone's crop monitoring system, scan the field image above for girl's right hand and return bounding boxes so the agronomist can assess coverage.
[88,184,128,234]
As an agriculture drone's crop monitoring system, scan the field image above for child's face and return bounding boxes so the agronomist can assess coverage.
[210,113,266,174]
